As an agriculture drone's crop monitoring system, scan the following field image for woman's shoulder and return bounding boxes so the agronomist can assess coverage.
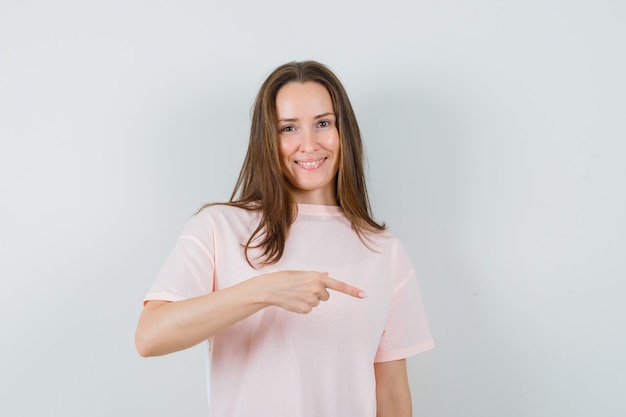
[197,200,260,214]
[178,202,260,239]
[362,227,410,257]
[194,202,260,222]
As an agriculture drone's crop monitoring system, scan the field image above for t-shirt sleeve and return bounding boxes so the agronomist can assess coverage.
[374,242,434,363]
[143,212,215,304]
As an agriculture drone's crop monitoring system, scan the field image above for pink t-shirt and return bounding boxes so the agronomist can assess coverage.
[145,203,434,417]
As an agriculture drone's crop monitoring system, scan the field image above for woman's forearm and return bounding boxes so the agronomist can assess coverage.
[135,278,268,357]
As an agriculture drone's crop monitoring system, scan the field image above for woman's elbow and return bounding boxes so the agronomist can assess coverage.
[135,327,158,357]
[135,300,170,357]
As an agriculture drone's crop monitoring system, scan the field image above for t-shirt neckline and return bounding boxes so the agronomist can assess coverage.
[297,203,344,217]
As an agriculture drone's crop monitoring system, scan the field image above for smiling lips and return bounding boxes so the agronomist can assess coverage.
[295,157,327,170]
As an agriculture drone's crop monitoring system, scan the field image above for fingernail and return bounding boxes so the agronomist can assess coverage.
[358,291,368,298]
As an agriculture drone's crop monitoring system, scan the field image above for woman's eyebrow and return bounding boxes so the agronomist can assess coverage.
[277,112,335,123]
[314,112,335,119]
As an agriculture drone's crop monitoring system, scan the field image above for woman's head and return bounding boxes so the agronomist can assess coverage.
[236,60,367,208]
[274,80,341,205]
[227,60,385,266]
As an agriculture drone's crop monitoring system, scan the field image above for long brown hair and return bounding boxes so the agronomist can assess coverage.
[202,60,386,267]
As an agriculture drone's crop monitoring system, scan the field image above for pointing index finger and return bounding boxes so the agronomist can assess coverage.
[323,275,367,298]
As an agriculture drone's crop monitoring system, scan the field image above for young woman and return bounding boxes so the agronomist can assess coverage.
[135,60,434,417]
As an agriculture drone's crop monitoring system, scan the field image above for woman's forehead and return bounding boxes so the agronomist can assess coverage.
[275,82,334,119]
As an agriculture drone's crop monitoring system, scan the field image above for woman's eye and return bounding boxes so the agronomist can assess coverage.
[318,120,330,128]
[280,125,295,133]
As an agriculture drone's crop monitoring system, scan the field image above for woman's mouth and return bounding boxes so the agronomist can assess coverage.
[295,158,326,169]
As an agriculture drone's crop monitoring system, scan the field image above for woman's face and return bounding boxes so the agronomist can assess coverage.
[275,81,340,205]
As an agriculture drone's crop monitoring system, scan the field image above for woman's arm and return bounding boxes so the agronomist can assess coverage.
[135,271,365,357]
[135,277,266,357]
[374,359,412,417]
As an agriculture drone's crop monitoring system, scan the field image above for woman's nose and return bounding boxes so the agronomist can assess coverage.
[299,128,318,152]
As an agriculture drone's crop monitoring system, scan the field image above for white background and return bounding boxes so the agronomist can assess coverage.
[1,1,625,416]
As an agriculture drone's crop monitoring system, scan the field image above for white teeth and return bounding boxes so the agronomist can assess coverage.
[296,159,324,167]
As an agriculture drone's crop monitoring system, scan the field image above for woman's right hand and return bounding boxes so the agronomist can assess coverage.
[251,271,367,314]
